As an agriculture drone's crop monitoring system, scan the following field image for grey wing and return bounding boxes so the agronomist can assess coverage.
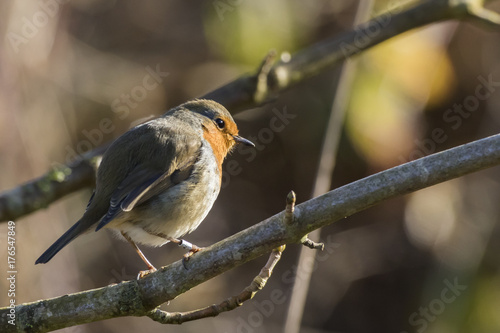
[94,139,200,231]
[94,166,164,231]
[120,156,197,211]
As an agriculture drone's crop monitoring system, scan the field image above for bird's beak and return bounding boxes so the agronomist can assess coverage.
[232,135,255,147]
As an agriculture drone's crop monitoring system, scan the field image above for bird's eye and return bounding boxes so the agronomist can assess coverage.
[215,118,225,129]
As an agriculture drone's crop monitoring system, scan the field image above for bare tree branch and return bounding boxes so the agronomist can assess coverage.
[0,147,105,221]
[1,133,500,332]
[1,0,499,222]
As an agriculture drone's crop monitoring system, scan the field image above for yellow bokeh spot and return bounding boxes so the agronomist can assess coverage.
[346,26,456,167]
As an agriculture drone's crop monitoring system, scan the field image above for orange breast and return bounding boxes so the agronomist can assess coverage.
[202,127,232,179]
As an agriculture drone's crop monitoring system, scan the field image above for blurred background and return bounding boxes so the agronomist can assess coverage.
[1,1,500,332]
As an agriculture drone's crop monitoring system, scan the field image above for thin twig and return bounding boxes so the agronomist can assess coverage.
[284,190,296,225]
[301,236,325,251]
[147,245,286,324]
[253,50,278,105]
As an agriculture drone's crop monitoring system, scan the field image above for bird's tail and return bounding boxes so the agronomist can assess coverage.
[35,221,83,264]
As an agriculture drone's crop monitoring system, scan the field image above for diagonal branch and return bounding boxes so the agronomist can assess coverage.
[1,133,500,332]
[1,0,499,222]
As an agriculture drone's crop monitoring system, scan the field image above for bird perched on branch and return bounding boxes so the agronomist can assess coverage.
[36,99,254,277]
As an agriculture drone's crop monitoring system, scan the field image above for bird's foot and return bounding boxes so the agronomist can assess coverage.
[167,238,204,269]
[182,245,204,269]
[137,265,157,279]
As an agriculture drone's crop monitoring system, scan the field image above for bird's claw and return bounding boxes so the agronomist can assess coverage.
[182,245,203,269]
[136,266,157,279]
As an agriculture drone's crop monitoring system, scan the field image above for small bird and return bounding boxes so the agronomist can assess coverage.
[36,99,254,276]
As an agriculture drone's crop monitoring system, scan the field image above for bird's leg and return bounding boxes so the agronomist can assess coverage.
[121,231,157,278]
[168,237,204,269]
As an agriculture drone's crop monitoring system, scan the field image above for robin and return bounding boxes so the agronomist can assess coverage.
[35,99,254,276]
